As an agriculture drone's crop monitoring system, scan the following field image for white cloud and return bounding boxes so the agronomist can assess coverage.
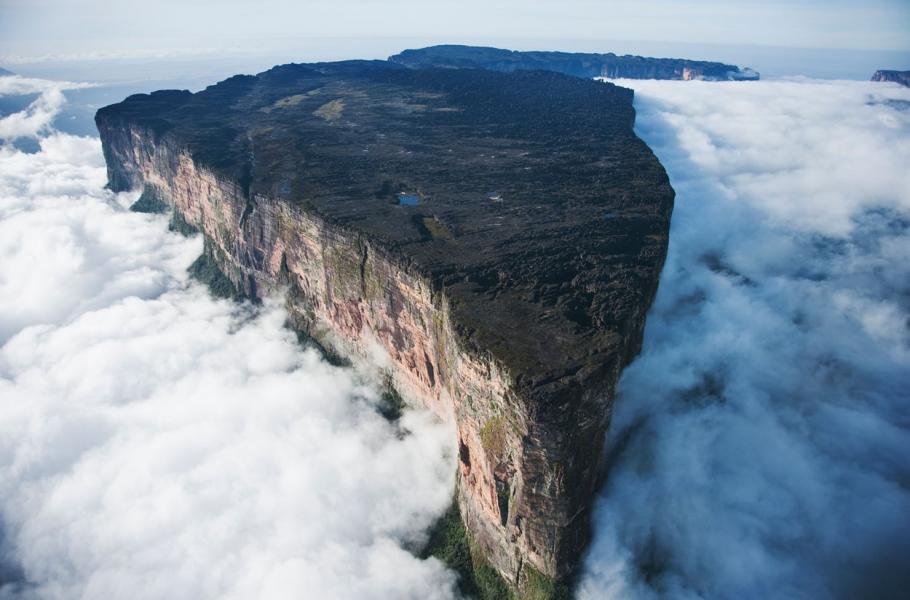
[5,71,909,600]
[0,76,94,140]
[0,76,92,98]
[580,80,910,599]
[0,80,458,600]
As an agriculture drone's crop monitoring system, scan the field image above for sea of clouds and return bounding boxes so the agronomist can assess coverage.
[579,79,910,599]
[0,76,459,600]
[2,71,909,600]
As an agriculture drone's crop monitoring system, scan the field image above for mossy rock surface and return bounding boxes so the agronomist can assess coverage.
[188,249,242,300]
[169,210,199,236]
[521,564,572,600]
[422,499,574,599]
[130,186,169,213]
[421,501,513,600]
[377,380,406,422]
[480,415,508,463]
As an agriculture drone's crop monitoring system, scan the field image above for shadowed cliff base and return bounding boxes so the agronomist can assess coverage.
[188,244,246,301]
[422,499,573,600]
[128,184,170,213]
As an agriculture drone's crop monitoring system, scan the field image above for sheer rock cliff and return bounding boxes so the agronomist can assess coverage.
[872,69,910,87]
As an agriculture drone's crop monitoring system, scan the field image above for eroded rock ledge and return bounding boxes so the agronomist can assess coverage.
[96,59,673,597]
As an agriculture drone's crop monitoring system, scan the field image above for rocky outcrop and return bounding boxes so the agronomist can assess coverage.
[96,59,673,597]
[390,44,759,81]
[872,70,910,87]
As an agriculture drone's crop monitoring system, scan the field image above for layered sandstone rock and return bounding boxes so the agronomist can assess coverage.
[96,59,673,597]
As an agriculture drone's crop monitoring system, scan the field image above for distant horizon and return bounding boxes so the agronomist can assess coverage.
[3,37,908,85]
[4,36,910,64]
[3,0,909,52]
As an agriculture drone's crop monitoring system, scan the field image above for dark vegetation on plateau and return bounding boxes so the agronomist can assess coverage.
[96,60,674,391]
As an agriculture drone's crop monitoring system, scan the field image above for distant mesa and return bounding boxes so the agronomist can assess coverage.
[871,70,910,87]
[389,44,759,81]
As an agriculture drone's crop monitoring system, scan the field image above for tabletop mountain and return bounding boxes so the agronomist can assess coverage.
[96,56,674,598]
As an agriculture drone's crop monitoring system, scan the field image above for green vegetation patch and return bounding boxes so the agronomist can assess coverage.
[480,415,508,463]
[327,245,361,298]
[261,93,308,113]
[169,210,199,236]
[421,500,514,600]
[377,377,406,422]
[130,186,169,214]
[291,329,351,367]
[188,248,242,300]
[422,216,454,240]
[313,98,345,121]
[522,563,572,600]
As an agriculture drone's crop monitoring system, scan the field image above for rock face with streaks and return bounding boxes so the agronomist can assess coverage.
[390,44,759,81]
[96,58,673,597]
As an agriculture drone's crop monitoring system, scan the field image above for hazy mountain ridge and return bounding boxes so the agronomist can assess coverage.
[390,44,759,81]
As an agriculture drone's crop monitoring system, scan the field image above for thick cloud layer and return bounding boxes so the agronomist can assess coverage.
[0,83,457,599]
[579,80,910,599]
[4,72,909,600]
[0,76,93,140]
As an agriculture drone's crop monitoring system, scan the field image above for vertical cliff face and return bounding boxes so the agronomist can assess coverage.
[872,70,910,87]
[96,60,673,597]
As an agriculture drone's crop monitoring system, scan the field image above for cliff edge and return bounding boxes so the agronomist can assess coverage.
[872,69,910,87]
[96,59,674,597]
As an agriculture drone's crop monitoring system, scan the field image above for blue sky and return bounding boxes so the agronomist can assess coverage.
[1,0,909,64]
